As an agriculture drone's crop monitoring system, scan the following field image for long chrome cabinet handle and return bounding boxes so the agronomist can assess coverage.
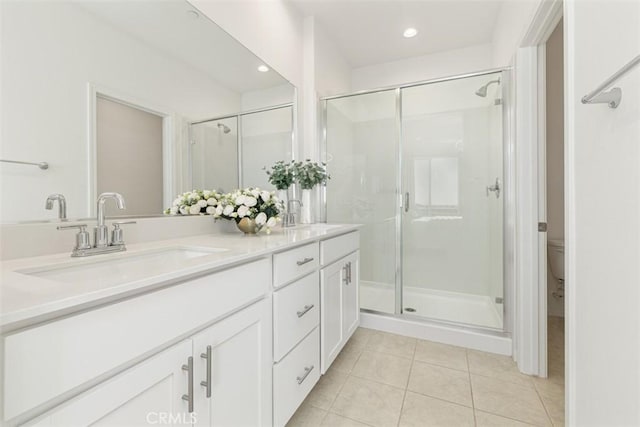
[296,304,315,318]
[342,265,349,285]
[296,365,314,385]
[182,356,194,413]
[404,192,410,213]
[347,262,352,284]
[296,257,314,266]
[200,345,212,398]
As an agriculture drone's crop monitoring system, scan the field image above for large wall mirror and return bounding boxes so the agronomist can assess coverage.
[0,0,295,223]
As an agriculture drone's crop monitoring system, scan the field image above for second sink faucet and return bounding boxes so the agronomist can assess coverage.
[95,192,126,247]
[45,193,67,221]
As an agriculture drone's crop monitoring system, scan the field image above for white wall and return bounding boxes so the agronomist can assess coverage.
[351,44,493,91]
[491,0,543,66]
[0,1,240,222]
[566,0,640,424]
[241,84,295,112]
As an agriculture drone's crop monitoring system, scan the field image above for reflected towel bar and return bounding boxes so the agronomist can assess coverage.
[0,159,49,169]
[581,54,640,109]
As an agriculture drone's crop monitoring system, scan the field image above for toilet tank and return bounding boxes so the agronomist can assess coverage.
[547,239,564,281]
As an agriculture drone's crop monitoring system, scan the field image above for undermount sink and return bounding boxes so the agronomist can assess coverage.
[18,246,229,287]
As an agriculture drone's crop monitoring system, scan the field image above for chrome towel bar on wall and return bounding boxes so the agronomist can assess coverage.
[0,159,49,169]
[581,54,640,109]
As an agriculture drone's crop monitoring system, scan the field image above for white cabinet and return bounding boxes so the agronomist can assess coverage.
[320,251,360,374]
[24,340,193,427]
[192,299,272,427]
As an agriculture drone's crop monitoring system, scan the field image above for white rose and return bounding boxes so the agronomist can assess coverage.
[189,205,201,215]
[255,212,267,226]
[197,199,208,208]
[203,190,211,199]
[223,205,234,216]
[235,195,245,206]
[189,192,200,201]
[250,189,260,198]
[215,205,223,216]
[237,205,249,218]
[170,206,179,215]
[180,206,188,215]
[205,206,216,215]
[244,196,257,207]
[173,198,182,206]
[207,197,217,206]
[260,191,271,202]
[266,217,277,228]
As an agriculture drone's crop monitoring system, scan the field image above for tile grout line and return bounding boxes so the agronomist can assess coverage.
[395,339,418,427]
[532,378,557,426]
[466,349,478,426]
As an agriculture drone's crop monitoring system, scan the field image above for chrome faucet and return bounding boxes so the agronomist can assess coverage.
[95,192,126,247]
[45,193,67,221]
[283,199,302,227]
[58,192,135,257]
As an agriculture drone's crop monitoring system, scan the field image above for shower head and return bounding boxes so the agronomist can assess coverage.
[217,123,231,134]
[475,78,501,97]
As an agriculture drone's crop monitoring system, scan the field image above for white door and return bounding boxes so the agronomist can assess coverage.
[24,340,193,427]
[192,299,272,427]
[342,251,360,340]
[320,258,347,373]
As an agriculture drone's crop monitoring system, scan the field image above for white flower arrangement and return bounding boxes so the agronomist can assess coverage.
[217,187,282,233]
[164,190,222,216]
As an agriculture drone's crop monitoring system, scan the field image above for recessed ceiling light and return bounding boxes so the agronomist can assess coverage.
[257,65,269,73]
[403,28,418,38]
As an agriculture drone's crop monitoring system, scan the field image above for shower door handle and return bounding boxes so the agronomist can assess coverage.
[486,178,501,198]
[404,192,410,213]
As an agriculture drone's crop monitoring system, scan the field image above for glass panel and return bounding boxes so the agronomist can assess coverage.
[190,117,238,193]
[325,91,398,314]
[241,106,293,190]
[401,73,504,329]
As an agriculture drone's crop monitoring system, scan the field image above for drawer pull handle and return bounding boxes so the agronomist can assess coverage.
[296,304,315,318]
[296,257,314,266]
[200,345,212,398]
[182,356,194,413]
[296,365,315,385]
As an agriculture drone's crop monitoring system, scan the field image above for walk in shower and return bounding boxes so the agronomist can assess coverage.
[323,70,510,335]
[190,104,294,192]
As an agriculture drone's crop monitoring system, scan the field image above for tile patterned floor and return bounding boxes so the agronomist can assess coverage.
[287,318,564,427]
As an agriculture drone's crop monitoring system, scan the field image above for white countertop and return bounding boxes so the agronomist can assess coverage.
[0,224,359,330]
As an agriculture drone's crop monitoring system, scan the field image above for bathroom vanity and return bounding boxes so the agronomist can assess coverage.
[0,224,360,426]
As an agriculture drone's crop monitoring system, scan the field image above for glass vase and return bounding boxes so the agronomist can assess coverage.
[300,189,313,224]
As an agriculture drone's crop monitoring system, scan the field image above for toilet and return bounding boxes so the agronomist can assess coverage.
[547,239,565,284]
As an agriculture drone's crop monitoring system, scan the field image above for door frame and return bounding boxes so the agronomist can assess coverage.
[513,0,563,377]
[87,83,175,216]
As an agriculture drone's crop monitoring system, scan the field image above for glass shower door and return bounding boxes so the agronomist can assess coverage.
[324,90,399,314]
[400,73,504,329]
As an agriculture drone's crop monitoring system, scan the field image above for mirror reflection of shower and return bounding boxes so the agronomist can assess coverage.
[475,78,501,97]
[217,123,231,134]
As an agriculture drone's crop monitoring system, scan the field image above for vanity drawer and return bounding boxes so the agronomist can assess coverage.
[320,231,359,266]
[273,272,319,361]
[273,242,319,288]
[273,328,320,427]
[3,258,270,421]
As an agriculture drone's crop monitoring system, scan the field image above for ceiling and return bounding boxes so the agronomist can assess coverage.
[78,1,290,94]
[289,0,505,68]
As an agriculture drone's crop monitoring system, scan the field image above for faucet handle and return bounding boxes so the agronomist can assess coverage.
[57,224,91,250]
[111,221,136,246]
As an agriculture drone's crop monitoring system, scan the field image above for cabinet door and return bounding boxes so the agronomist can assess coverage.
[192,299,272,427]
[342,251,360,340]
[320,259,347,374]
[24,340,193,427]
